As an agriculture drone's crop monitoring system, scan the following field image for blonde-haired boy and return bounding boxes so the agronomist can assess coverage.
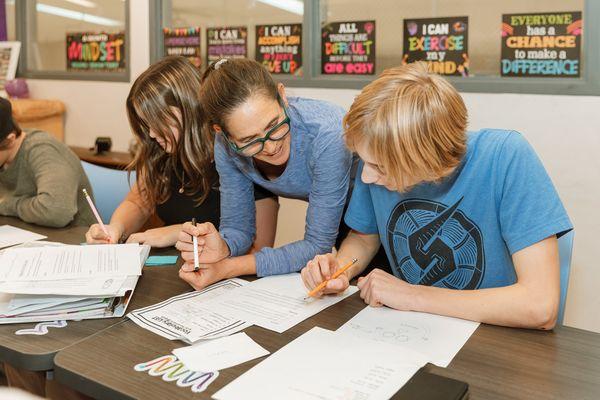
[301,62,572,330]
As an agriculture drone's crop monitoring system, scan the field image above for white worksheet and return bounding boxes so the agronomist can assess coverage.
[207,273,358,333]
[173,332,270,372]
[213,327,427,400]
[337,306,480,367]
[128,279,252,343]
[0,225,46,249]
[0,244,142,281]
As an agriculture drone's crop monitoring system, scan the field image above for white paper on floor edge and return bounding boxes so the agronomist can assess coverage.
[173,332,270,372]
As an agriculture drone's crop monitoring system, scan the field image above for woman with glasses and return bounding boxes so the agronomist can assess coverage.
[85,56,278,250]
[176,58,353,290]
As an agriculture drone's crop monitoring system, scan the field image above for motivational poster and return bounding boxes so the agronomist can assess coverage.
[163,27,201,68]
[256,23,302,76]
[501,12,582,77]
[66,32,125,71]
[403,17,469,77]
[206,26,247,63]
[321,20,375,75]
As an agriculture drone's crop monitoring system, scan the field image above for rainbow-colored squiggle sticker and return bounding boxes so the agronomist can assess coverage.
[134,355,219,393]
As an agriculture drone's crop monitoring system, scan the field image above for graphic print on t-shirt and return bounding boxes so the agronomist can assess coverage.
[386,198,485,289]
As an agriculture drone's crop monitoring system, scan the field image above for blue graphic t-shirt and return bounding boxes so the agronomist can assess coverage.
[344,129,573,289]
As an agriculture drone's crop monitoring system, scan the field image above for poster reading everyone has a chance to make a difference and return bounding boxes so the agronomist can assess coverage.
[501,11,583,78]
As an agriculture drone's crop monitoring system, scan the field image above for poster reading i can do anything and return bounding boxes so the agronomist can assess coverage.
[403,17,469,77]
[321,20,375,75]
[501,12,582,77]
[255,24,302,76]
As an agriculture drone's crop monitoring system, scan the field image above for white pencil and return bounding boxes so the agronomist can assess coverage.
[192,218,200,272]
[82,188,110,240]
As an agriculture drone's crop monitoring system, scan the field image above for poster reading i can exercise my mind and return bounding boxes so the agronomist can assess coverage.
[206,27,248,63]
[402,17,469,77]
[501,12,582,78]
[256,24,302,76]
[321,20,375,75]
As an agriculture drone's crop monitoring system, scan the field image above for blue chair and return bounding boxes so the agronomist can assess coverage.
[557,230,575,326]
[81,161,136,222]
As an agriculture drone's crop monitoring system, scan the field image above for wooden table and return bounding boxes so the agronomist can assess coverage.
[70,146,133,170]
[53,290,600,399]
[0,217,189,372]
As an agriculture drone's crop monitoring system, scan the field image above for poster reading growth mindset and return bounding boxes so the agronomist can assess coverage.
[256,24,302,76]
[163,27,201,68]
[403,17,469,77]
[501,12,582,78]
[67,32,125,71]
[207,27,247,63]
[321,20,375,75]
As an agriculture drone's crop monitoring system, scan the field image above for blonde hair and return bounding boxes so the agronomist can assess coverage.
[344,62,467,191]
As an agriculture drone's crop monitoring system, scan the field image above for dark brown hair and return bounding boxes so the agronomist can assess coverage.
[200,58,278,129]
[126,56,214,207]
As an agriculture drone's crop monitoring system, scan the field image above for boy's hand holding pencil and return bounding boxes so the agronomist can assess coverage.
[301,255,357,298]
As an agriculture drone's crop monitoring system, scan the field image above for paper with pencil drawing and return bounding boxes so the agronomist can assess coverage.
[337,306,479,367]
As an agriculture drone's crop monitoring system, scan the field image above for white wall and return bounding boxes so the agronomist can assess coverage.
[25,1,599,333]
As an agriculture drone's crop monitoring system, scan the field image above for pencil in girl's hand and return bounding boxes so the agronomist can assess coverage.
[82,188,111,241]
[304,258,358,300]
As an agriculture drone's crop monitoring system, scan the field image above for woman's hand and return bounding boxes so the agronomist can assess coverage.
[176,222,230,264]
[300,253,350,297]
[85,223,123,244]
[357,268,418,310]
[179,261,228,291]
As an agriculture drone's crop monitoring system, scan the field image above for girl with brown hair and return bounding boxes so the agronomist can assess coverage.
[85,56,278,248]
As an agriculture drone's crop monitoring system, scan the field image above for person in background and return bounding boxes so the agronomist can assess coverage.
[302,62,572,330]
[0,97,94,227]
[85,56,278,249]
[175,58,353,290]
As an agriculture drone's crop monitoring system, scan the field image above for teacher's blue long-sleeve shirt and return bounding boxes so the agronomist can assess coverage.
[215,97,352,276]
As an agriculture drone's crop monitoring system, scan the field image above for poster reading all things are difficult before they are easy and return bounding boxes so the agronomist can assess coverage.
[321,20,375,75]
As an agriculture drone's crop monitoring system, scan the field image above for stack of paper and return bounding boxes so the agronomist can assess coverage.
[0,242,150,324]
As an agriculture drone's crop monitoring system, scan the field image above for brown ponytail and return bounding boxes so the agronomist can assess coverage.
[200,58,278,129]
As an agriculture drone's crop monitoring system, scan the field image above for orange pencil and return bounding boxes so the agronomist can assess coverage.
[305,258,358,299]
